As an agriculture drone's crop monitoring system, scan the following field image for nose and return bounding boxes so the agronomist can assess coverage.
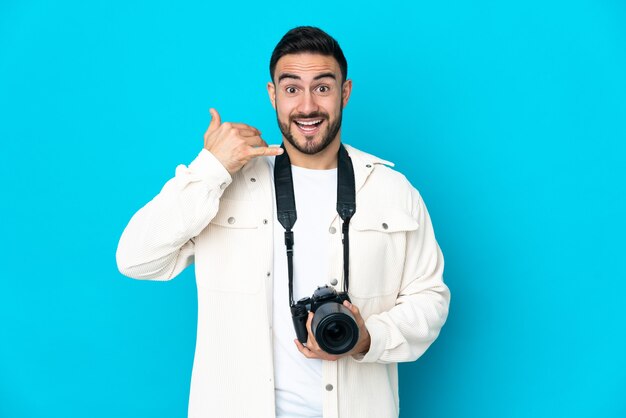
[297,90,318,115]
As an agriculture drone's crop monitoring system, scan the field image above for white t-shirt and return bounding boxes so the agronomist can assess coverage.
[272,163,338,418]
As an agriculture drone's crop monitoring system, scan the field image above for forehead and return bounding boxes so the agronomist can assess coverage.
[274,53,341,82]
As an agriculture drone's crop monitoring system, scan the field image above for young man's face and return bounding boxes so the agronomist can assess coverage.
[268,53,352,155]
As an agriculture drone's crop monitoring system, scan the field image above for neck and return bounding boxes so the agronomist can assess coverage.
[284,137,341,169]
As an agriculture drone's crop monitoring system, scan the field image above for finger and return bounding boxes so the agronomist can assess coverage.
[237,128,264,138]
[295,339,317,359]
[229,122,261,135]
[243,135,268,148]
[344,300,364,323]
[248,145,284,158]
[297,338,339,362]
[207,108,221,134]
[343,300,357,314]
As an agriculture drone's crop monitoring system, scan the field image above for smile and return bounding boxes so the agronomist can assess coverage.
[294,119,324,135]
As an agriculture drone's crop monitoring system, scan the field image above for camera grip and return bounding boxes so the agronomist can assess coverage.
[291,305,309,344]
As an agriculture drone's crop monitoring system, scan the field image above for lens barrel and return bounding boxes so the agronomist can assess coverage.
[311,302,359,355]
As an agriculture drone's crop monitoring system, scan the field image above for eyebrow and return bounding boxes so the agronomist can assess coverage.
[278,72,337,83]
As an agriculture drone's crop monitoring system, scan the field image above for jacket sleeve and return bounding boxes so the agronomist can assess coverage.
[116,149,232,281]
[354,188,450,363]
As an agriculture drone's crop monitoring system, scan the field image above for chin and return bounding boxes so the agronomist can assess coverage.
[291,134,334,155]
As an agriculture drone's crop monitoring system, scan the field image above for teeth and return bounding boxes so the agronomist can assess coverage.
[296,119,322,126]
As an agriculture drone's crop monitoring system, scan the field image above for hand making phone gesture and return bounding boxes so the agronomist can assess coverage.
[203,108,283,174]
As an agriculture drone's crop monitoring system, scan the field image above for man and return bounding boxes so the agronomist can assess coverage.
[116,26,450,418]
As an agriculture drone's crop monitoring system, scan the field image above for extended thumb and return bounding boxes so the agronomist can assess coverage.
[208,108,221,132]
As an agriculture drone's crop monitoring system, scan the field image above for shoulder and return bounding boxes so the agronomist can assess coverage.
[344,143,394,168]
[346,144,424,230]
[345,143,420,198]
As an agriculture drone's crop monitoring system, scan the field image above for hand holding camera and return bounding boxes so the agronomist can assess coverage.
[292,286,371,361]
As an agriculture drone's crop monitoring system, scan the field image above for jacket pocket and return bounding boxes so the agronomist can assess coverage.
[194,199,263,294]
[348,208,419,298]
[210,198,260,229]
[350,208,419,233]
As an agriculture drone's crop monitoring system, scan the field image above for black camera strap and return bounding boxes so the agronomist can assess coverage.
[274,143,356,307]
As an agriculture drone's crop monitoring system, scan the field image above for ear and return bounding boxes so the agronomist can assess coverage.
[341,79,353,108]
[267,82,276,109]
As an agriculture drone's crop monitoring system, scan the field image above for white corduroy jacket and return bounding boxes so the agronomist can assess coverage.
[116,144,450,418]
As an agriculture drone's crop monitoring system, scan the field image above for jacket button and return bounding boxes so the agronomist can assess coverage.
[382,222,388,230]
[330,278,338,286]
[250,177,256,182]
[228,217,236,224]
[366,164,372,168]
[329,226,336,234]
[263,219,268,224]
[325,384,334,391]
[219,182,227,190]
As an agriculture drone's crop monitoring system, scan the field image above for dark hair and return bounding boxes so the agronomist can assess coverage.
[269,26,348,83]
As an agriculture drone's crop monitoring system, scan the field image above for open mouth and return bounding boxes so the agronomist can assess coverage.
[293,118,324,135]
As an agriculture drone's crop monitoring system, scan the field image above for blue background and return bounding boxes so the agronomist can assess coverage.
[1,0,624,417]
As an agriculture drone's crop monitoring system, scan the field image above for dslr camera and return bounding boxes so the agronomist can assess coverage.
[291,285,360,355]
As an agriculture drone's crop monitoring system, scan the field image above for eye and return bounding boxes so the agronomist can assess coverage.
[285,86,298,94]
[317,85,330,93]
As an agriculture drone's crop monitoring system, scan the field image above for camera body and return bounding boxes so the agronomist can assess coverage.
[291,285,360,355]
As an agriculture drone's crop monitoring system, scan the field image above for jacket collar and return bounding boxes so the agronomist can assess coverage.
[245,143,394,195]
[343,143,394,194]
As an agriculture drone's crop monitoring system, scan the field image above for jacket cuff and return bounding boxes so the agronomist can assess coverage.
[351,316,388,363]
[187,148,232,190]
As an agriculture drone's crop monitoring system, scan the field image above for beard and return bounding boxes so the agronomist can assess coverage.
[276,106,343,155]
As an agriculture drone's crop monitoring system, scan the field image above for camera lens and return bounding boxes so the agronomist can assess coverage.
[325,323,346,344]
[312,302,359,355]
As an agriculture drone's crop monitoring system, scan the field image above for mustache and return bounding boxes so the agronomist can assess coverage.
[289,111,329,121]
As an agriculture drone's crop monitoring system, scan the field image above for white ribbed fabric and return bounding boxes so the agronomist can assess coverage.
[116,144,451,418]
